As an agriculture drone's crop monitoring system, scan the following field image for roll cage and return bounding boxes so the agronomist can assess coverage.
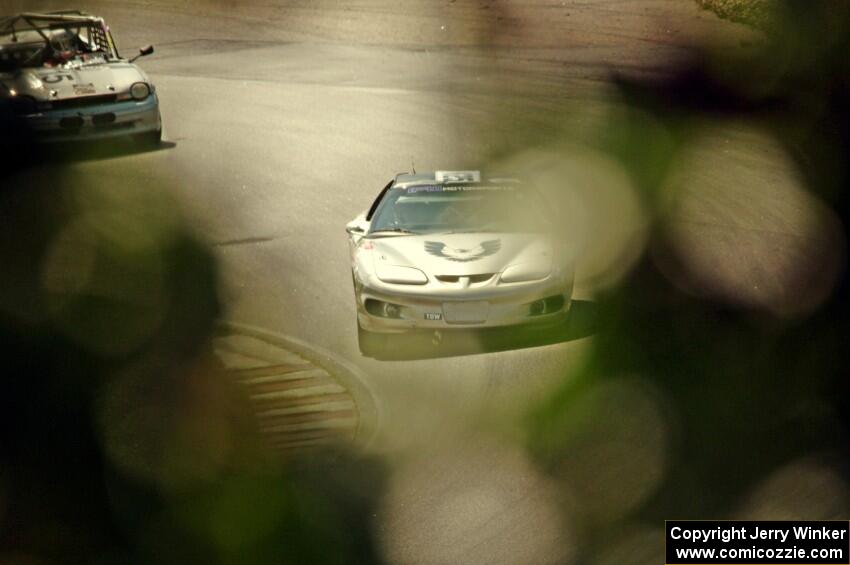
[0,11,120,60]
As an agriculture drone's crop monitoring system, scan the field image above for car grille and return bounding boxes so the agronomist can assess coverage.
[59,116,84,129]
[49,94,118,110]
[435,274,495,284]
[92,113,116,126]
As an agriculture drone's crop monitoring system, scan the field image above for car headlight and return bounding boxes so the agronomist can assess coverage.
[375,264,428,285]
[500,263,551,283]
[527,295,566,316]
[129,82,151,101]
[364,299,403,319]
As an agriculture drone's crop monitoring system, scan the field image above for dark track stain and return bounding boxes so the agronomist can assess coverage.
[213,235,277,246]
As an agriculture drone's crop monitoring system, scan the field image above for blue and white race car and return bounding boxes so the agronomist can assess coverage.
[347,170,575,357]
[0,11,161,144]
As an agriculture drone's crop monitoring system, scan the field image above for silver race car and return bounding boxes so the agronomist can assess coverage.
[347,171,574,356]
[0,11,161,144]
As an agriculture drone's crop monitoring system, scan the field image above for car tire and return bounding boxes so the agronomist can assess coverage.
[357,321,387,358]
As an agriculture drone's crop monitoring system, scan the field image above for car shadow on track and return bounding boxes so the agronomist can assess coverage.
[367,299,598,361]
[43,139,177,162]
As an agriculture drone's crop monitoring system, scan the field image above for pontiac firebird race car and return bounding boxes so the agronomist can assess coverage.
[346,170,575,356]
[0,11,161,143]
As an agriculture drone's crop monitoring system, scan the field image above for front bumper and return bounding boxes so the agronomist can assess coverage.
[19,94,161,142]
[356,273,573,334]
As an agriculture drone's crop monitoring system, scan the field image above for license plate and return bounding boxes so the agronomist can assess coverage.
[74,84,96,95]
[442,301,489,324]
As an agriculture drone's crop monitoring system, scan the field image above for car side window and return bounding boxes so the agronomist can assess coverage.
[366,180,394,221]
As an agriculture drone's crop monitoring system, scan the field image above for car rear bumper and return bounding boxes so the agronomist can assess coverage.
[20,94,161,142]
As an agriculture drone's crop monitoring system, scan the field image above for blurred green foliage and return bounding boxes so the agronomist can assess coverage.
[0,121,387,564]
[524,1,850,561]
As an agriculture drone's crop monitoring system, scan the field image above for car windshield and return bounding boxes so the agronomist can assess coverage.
[369,183,549,235]
[0,41,45,69]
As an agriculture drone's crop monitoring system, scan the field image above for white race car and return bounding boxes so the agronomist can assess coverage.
[346,171,574,357]
[0,11,161,144]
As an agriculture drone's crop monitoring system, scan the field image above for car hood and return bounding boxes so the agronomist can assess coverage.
[370,232,552,277]
[0,61,147,101]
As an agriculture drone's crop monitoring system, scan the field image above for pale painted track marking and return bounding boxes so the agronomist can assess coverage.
[215,332,360,453]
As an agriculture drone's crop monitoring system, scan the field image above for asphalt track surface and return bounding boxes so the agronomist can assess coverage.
[11,1,835,562]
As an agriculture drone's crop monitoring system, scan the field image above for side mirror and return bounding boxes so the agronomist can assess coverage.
[129,45,154,63]
[346,216,368,236]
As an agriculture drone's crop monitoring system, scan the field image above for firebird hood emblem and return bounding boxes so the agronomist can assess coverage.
[424,239,502,262]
